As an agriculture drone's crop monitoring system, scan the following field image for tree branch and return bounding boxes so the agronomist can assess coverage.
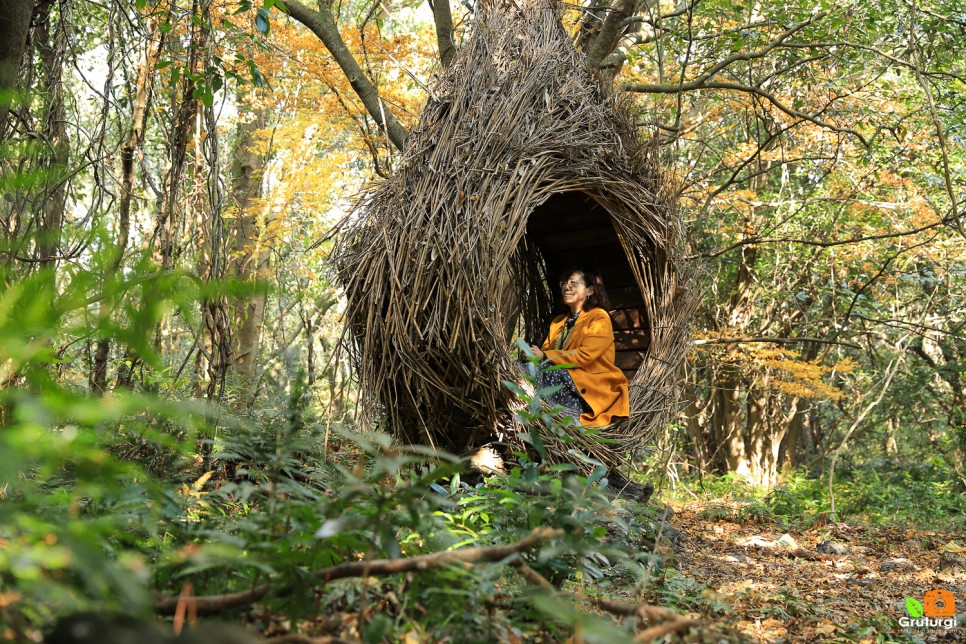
[511,560,700,638]
[429,0,456,67]
[692,212,952,259]
[828,348,904,520]
[282,0,407,151]
[155,527,563,614]
[693,337,861,350]
[909,2,963,237]
[622,79,867,145]
[587,0,638,68]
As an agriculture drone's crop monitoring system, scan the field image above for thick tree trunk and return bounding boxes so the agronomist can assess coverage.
[33,0,67,269]
[429,0,456,67]
[716,365,752,480]
[229,101,268,384]
[0,0,35,136]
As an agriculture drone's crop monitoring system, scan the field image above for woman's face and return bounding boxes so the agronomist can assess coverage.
[560,272,594,311]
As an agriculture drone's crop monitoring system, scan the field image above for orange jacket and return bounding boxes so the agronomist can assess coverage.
[541,307,629,427]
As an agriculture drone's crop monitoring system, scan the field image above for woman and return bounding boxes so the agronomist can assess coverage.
[527,266,629,427]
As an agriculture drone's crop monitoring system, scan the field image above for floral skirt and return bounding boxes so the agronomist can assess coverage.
[517,357,591,420]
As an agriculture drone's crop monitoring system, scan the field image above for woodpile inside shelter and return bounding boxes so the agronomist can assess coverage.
[333,0,694,472]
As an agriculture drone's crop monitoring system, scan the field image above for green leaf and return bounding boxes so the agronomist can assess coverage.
[362,614,392,644]
[587,465,608,486]
[255,7,271,34]
[906,597,924,618]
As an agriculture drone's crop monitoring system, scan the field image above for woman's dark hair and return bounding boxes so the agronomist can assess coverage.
[558,265,610,311]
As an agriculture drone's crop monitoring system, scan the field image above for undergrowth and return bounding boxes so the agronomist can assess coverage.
[1,318,667,642]
[662,462,965,531]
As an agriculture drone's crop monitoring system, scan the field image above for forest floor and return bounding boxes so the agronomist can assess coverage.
[633,500,966,643]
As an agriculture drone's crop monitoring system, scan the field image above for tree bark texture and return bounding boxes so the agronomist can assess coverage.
[0,0,36,135]
[430,0,456,67]
[229,100,269,384]
[33,0,67,269]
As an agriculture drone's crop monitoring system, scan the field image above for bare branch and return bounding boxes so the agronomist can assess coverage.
[511,560,700,638]
[587,0,638,67]
[692,212,951,259]
[622,79,867,145]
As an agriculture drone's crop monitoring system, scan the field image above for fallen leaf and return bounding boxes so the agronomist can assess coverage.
[814,623,838,635]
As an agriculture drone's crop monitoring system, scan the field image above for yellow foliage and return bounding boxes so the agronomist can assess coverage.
[696,338,847,401]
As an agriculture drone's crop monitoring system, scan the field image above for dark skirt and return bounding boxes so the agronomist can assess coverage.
[517,357,591,420]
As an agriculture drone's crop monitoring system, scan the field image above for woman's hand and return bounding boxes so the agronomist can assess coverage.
[529,345,545,360]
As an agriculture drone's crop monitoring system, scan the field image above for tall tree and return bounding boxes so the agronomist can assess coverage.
[90,5,166,392]
[229,97,270,385]
[32,0,67,269]
[0,0,36,137]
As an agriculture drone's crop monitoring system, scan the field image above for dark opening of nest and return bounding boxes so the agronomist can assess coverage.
[524,192,651,382]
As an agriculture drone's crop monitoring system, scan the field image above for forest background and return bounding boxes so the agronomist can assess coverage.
[0,0,964,641]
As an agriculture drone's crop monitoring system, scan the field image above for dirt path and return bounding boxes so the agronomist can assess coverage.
[650,502,965,642]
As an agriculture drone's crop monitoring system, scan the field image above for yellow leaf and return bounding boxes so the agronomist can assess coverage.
[814,623,838,635]
[940,541,964,553]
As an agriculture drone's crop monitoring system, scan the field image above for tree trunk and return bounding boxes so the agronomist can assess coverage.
[152,0,202,273]
[229,100,269,384]
[429,0,456,67]
[90,10,163,393]
[0,0,35,137]
[33,0,67,269]
[716,364,752,479]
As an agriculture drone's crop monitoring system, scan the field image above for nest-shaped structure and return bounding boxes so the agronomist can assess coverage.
[334,0,693,470]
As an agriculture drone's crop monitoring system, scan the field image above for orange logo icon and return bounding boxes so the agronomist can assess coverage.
[924,589,956,618]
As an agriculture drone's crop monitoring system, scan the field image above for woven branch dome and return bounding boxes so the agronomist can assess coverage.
[334,0,693,469]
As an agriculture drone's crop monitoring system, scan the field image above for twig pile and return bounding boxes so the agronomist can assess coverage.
[333,0,693,467]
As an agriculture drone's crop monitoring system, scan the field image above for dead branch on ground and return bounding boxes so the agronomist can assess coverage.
[155,527,563,615]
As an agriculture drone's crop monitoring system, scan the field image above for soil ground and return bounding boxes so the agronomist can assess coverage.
[638,501,966,643]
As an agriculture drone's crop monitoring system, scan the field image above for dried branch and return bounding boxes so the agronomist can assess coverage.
[334,0,691,465]
[155,528,563,615]
[512,560,700,640]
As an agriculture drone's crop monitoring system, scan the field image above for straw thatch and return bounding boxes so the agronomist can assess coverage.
[333,0,693,471]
